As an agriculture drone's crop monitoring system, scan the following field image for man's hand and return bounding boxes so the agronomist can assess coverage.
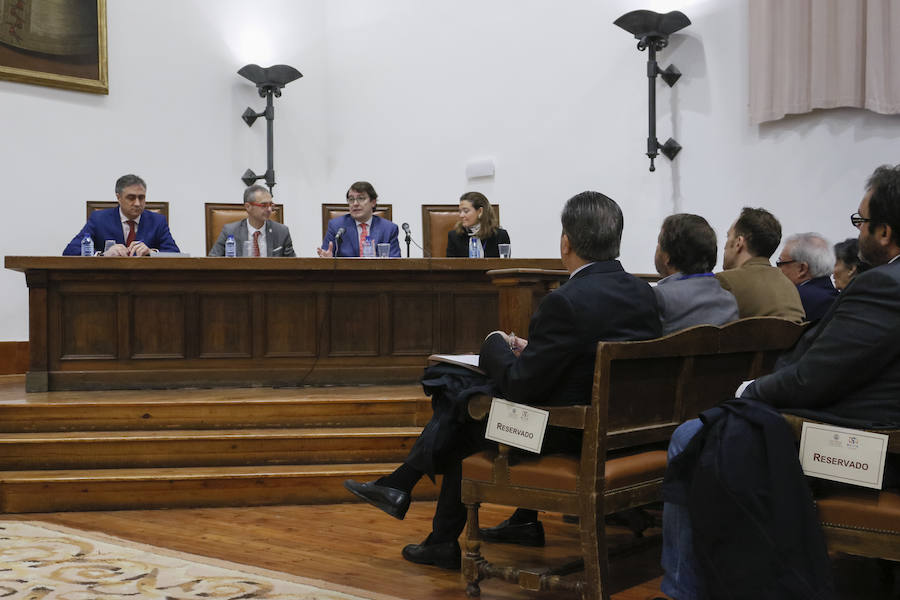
[127,241,151,257]
[509,333,528,357]
[316,242,334,258]
[103,243,128,257]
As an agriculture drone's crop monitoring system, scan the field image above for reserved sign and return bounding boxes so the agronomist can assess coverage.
[799,421,889,489]
[484,398,549,454]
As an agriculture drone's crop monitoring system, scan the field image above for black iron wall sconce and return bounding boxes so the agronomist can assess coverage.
[238,63,303,193]
[614,10,691,172]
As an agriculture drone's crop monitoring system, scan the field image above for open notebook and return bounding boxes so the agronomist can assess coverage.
[428,353,485,374]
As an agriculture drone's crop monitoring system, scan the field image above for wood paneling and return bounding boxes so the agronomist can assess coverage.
[132,295,186,358]
[5,257,564,391]
[0,342,29,375]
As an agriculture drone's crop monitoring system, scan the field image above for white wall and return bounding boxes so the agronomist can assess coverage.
[1,0,898,340]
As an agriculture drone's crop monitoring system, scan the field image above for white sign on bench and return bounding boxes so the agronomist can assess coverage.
[799,421,889,489]
[485,398,549,454]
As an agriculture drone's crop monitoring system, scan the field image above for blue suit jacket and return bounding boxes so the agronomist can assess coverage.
[63,207,180,255]
[321,214,400,257]
[796,275,839,322]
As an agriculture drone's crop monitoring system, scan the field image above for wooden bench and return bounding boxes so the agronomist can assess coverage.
[783,414,900,562]
[460,317,805,600]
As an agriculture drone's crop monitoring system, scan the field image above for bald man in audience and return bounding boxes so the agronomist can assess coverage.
[776,233,839,322]
[715,207,805,323]
[653,213,739,335]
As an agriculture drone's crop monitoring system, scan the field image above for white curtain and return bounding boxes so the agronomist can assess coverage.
[749,0,900,124]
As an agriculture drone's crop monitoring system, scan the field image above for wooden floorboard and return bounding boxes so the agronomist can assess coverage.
[1,502,668,600]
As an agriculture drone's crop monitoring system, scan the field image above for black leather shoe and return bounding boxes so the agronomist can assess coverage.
[343,479,410,520]
[401,537,461,570]
[479,519,545,547]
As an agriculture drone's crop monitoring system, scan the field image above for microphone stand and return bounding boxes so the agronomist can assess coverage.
[405,232,411,258]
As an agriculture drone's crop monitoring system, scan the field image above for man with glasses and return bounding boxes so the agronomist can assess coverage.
[317,181,401,257]
[776,232,839,322]
[660,164,900,600]
[715,206,805,322]
[63,174,180,257]
[209,185,295,257]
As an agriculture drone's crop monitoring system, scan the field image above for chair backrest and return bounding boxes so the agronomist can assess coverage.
[87,201,169,221]
[421,204,500,258]
[204,202,284,255]
[321,204,393,238]
[598,317,805,452]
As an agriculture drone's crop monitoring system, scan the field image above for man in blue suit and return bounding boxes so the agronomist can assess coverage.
[63,174,180,257]
[776,232,839,322]
[317,181,400,257]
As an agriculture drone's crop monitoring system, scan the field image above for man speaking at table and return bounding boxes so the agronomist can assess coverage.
[63,174,180,257]
[317,181,401,257]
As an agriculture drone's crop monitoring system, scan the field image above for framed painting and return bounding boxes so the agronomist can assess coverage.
[0,0,107,94]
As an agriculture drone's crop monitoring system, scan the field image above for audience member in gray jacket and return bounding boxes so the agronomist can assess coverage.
[653,214,739,335]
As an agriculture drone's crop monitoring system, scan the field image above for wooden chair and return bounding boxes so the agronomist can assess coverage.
[321,203,393,239]
[204,202,284,255]
[87,201,169,221]
[460,317,804,600]
[783,414,900,562]
[421,204,500,258]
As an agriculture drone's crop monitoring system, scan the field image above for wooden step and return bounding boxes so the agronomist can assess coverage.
[0,463,441,513]
[0,427,423,470]
[0,386,432,432]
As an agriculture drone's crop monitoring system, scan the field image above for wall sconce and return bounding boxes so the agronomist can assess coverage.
[238,63,303,192]
[614,10,690,172]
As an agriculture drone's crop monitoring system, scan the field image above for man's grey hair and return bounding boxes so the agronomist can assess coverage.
[115,174,146,195]
[243,184,270,205]
[784,232,834,278]
[560,191,623,262]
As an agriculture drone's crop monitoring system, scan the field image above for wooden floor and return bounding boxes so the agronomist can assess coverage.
[1,502,668,600]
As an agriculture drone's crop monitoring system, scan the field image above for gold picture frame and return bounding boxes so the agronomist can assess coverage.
[0,0,108,94]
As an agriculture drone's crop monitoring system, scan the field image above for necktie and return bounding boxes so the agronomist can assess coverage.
[126,220,136,246]
[359,223,368,257]
[253,230,261,257]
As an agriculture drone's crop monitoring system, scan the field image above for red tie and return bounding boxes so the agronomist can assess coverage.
[252,230,261,257]
[359,223,368,257]
[126,220,136,246]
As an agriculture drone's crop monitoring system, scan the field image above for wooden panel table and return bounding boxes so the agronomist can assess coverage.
[5,257,563,392]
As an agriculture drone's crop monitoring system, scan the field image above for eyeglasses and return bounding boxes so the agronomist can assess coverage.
[347,195,369,205]
[249,202,275,209]
[775,259,797,268]
[850,212,872,228]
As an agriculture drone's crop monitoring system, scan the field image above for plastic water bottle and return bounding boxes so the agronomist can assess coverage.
[362,236,375,258]
[80,235,94,257]
[225,235,236,258]
[468,236,482,258]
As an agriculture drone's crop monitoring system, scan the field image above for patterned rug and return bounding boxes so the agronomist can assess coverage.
[0,520,400,600]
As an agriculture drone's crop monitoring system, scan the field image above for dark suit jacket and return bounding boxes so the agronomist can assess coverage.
[63,207,180,255]
[744,259,900,428]
[479,260,662,406]
[446,228,511,257]
[321,214,400,257]
[208,219,295,257]
[796,276,839,322]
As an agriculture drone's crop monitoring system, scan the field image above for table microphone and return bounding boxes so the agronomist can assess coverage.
[402,223,412,258]
[334,227,345,256]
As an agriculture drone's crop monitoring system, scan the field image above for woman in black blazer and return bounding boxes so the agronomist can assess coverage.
[446,192,510,257]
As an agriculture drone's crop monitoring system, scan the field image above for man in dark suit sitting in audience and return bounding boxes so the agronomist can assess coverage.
[63,174,180,257]
[776,232,839,322]
[343,191,662,570]
[653,213,739,335]
[661,163,900,600]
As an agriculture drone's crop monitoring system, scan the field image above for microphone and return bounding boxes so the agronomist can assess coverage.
[335,227,346,242]
[402,223,412,258]
[402,222,411,235]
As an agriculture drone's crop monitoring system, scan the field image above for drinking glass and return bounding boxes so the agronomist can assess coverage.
[498,243,511,258]
[376,243,391,258]
[104,240,116,255]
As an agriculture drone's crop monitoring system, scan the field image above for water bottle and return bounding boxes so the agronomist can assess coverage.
[468,236,482,258]
[80,235,94,257]
[362,236,375,258]
[225,235,236,258]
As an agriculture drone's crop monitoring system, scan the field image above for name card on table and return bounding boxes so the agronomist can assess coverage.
[799,421,889,489]
[485,398,549,454]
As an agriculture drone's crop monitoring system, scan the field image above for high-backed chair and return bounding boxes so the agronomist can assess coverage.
[204,202,284,255]
[321,203,393,238]
[421,204,500,258]
[460,318,804,600]
[87,201,169,221]
[783,414,900,562]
